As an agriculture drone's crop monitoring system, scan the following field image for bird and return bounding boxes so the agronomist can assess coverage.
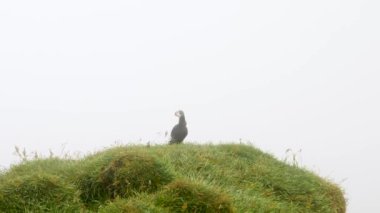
[169,110,188,144]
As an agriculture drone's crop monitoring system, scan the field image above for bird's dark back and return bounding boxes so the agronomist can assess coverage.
[170,123,188,144]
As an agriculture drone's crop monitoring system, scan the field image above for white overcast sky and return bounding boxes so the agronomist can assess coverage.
[0,1,379,212]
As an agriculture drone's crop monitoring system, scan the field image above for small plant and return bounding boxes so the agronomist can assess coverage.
[284,148,302,167]
[14,146,28,161]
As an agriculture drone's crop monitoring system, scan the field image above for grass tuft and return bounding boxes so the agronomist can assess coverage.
[98,195,166,213]
[0,173,81,212]
[99,152,173,197]
[156,180,234,213]
[76,149,173,208]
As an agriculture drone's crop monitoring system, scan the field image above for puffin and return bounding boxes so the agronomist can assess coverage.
[169,110,188,144]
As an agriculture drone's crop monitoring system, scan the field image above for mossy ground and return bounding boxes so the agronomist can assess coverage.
[0,143,346,212]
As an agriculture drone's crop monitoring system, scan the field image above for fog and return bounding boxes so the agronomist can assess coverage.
[1,1,379,212]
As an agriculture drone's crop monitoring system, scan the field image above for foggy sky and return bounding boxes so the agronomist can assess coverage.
[1,1,379,212]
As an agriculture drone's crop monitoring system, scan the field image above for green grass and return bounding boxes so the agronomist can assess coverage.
[0,143,346,212]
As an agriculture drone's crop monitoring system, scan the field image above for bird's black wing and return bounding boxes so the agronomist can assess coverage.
[170,124,187,144]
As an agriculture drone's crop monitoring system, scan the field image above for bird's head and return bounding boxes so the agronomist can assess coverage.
[175,110,185,117]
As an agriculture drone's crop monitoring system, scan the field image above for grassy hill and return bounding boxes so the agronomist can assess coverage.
[0,143,345,212]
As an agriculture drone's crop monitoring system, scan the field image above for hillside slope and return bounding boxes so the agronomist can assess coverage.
[0,144,345,212]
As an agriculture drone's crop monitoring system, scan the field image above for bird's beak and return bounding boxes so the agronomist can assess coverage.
[174,111,180,117]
